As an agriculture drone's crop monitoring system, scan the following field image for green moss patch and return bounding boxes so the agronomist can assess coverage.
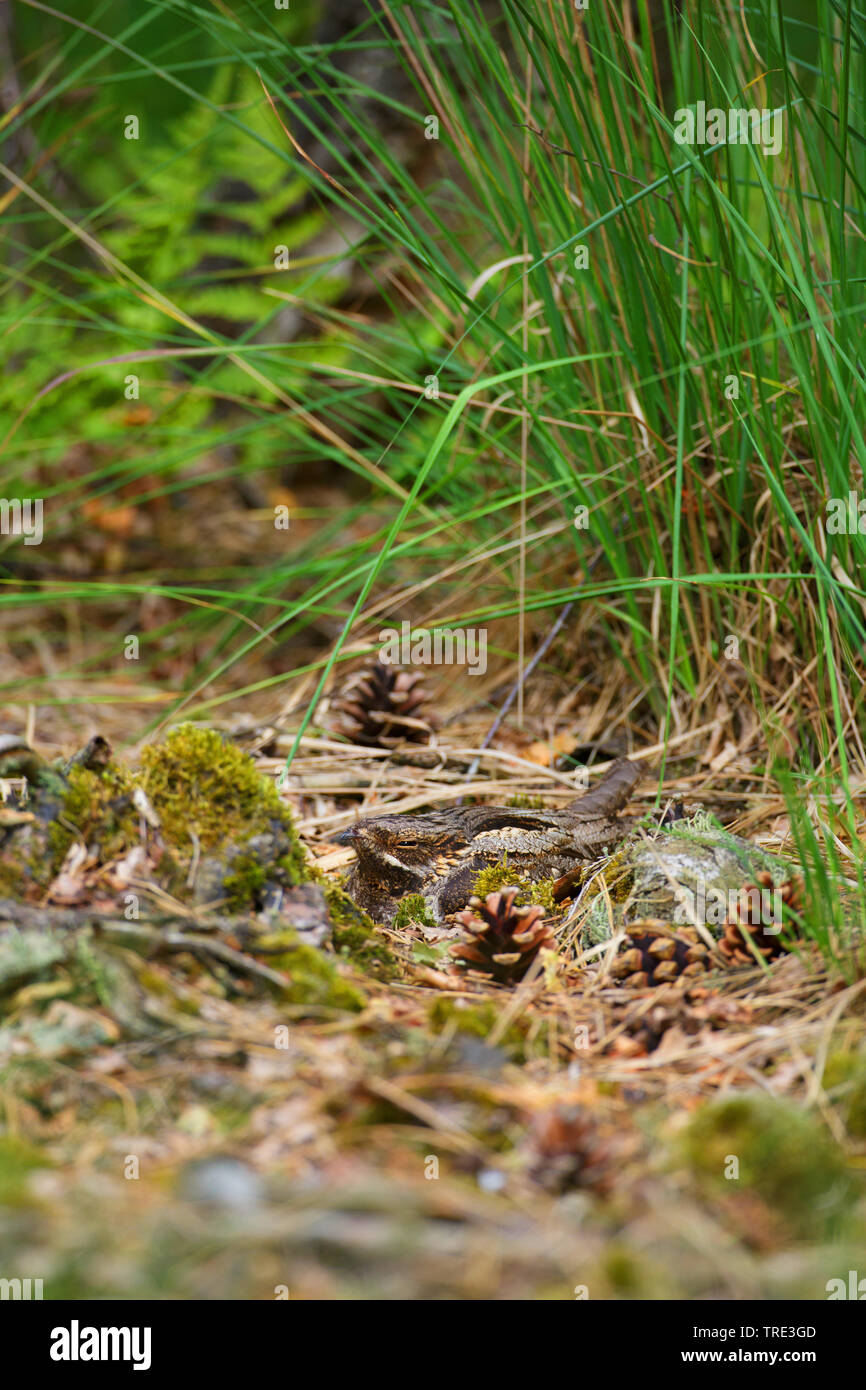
[48,763,138,869]
[0,1135,50,1206]
[324,883,399,980]
[251,928,365,1012]
[681,1093,856,1236]
[428,997,546,1060]
[470,860,556,912]
[140,725,306,880]
[38,725,309,909]
[824,1047,866,1140]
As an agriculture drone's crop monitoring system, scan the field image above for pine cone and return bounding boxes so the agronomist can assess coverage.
[608,987,752,1058]
[449,889,555,984]
[718,871,803,967]
[608,919,710,988]
[330,660,436,748]
[608,998,699,1057]
[527,1104,617,1195]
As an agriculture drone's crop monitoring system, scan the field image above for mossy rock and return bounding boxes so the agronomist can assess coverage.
[681,1092,856,1237]
[17,725,309,909]
[581,814,798,943]
[0,927,67,996]
[324,883,399,980]
[48,763,139,869]
[0,737,63,792]
[4,725,310,907]
[140,725,307,893]
[0,774,73,894]
[251,928,365,1013]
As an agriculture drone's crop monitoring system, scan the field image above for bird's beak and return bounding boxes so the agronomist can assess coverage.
[334,825,358,847]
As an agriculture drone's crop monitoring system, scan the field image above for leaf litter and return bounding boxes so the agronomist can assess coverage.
[0,712,865,1300]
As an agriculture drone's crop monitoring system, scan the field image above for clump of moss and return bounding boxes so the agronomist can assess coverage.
[393,893,437,931]
[0,855,29,898]
[824,1048,866,1140]
[845,1077,866,1141]
[428,997,546,1060]
[222,852,270,912]
[251,928,365,1012]
[137,725,307,903]
[681,1092,856,1236]
[323,883,399,980]
[140,726,304,868]
[505,794,546,809]
[575,847,637,944]
[48,763,138,871]
[581,845,634,905]
[602,1247,659,1298]
[470,860,556,913]
[0,1135,51,1206]
[39,727,309,910]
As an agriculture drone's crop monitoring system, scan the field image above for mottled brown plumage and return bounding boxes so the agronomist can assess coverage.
[337,758,641,923]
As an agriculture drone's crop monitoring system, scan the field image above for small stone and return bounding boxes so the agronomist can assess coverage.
[478,1168,507,1193]
[180,1157,264,1210]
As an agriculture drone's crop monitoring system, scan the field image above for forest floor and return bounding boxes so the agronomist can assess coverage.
[1,686,865,1301]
